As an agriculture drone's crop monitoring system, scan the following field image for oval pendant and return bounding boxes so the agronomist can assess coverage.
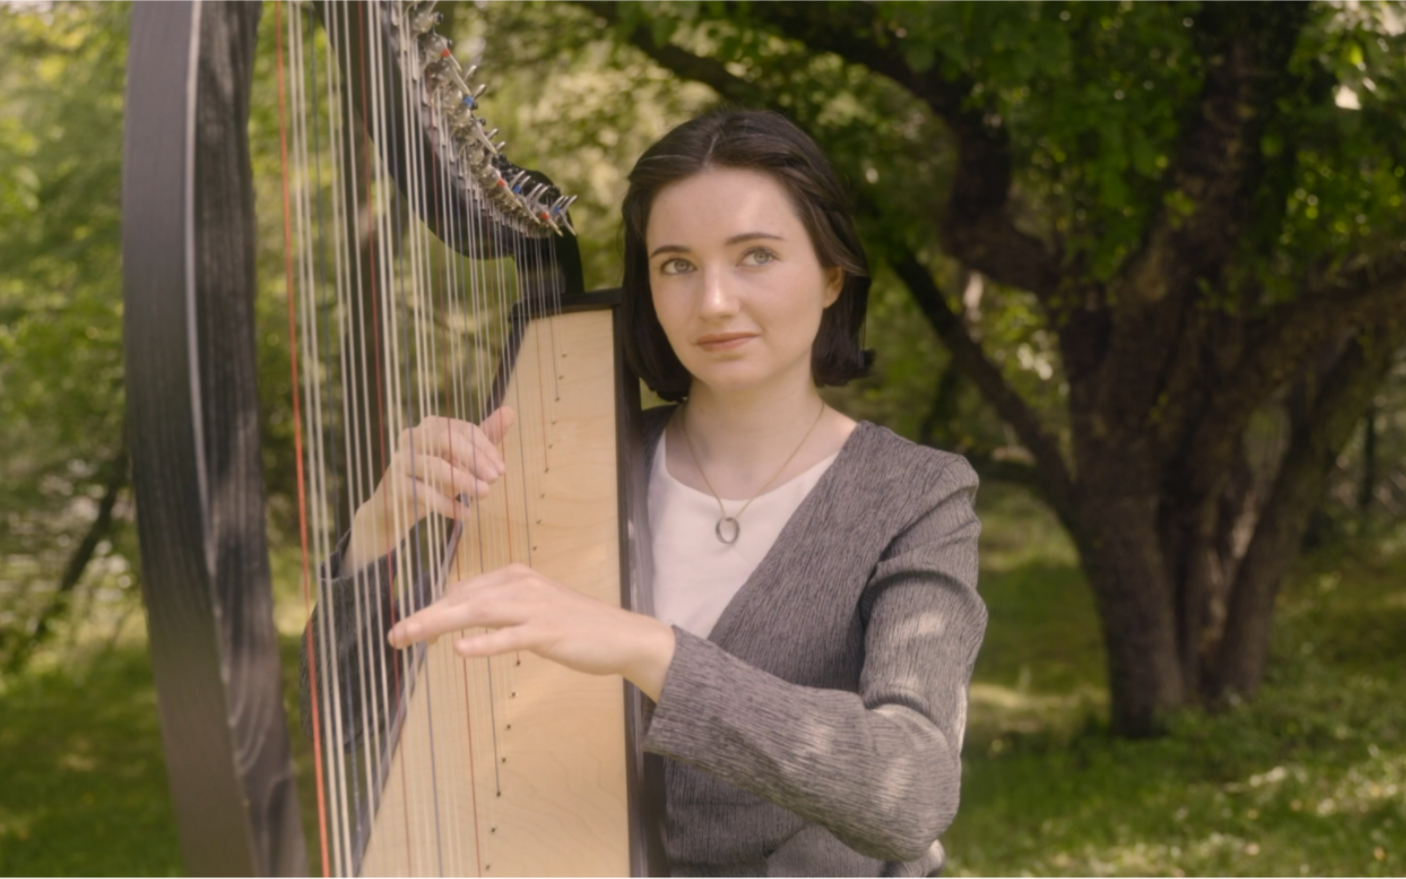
[715,516,740,545]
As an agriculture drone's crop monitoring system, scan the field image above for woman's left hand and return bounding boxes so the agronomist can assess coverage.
[387,563,675,701]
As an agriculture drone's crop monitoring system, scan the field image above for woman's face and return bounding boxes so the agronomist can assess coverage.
[646,167,842,398]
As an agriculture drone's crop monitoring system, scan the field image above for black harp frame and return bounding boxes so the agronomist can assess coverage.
[120,1,662,874]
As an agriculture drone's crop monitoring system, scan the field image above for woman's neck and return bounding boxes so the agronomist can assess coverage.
[689,379,820,445]
[669,378,853,497]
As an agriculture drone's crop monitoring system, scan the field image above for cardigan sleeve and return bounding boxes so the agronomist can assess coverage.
[641,456,985,863]
[298,529,437,748]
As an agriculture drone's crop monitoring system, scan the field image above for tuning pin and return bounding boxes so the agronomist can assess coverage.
[464,64,479,81]
[484,127,499,139]
[473,82,489,99]
[469,125,496,153]
[494,140,507,152]
[411,5,442,35]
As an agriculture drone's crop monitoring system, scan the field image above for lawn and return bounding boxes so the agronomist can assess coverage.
[0,484,1402,875]
[945,485,1406,877]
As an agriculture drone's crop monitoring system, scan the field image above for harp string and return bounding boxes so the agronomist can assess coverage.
[335,4,369,872]
[304,6,369,871]
[363,6,430,869]
[417,21,491,862]
[275,3,334,876]
[285,2,576,872]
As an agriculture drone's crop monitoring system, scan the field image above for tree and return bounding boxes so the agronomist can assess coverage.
[0,2,135,672]
[533,0,1406,735]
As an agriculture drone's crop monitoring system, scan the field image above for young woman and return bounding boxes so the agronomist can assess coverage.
[320,110,985,876]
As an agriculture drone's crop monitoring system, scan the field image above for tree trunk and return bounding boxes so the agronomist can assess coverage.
[1359,402,1377,514]
[1207,325,1402,698]
[1072,434,1185,735]
[1081,507,1185,735]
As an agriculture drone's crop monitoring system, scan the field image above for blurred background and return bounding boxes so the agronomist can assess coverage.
[1,1,1404,874]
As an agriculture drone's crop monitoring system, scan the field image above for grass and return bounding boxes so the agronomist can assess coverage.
[944,483,1406,877]
[0,646,180,875]
[0,484,1402,875]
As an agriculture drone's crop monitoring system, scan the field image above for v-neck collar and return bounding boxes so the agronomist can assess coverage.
[640,408,875,648]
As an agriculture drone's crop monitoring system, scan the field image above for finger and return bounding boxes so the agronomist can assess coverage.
[455,626,529,659]
[404,417,506,474]
[438,417,506,475]
[389,591,521,648]
[406,454,494,500]
[388,600,475,648]
[400,473,475,521]
[480,406,517,447]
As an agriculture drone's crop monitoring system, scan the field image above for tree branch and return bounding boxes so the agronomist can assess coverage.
[1120,4,1312,307]
[1098,4,1314,439]
[1197,251,1406,456]
[1208,314,1406,697]
[582,2,770,106]
[726,2,1063,300]
[891,249,1076,524]
[584,1,1063,300]
[2,443,129,674]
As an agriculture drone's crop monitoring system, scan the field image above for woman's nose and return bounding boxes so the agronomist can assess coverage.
[699,268,739,318]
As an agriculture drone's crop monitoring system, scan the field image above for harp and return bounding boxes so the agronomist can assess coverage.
[121,1,661,874]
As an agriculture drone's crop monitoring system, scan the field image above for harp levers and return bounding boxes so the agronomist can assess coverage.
[277,1,635,875]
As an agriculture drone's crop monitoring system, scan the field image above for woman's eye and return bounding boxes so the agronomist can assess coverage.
[741,248,777,267]
[659,258,692,276]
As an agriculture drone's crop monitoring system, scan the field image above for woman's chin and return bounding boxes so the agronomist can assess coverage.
[687,365,787,397]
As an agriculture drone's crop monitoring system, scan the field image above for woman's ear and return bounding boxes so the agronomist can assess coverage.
[822,266,844,308]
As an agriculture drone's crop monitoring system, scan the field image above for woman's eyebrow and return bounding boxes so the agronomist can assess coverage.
[649,232,785,260]
[726,231,784,246]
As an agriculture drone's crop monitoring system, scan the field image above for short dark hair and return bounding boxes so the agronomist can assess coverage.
[620,109,874,403]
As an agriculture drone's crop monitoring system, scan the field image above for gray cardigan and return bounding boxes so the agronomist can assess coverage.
[302,408,985,876]
[636,408,984,877]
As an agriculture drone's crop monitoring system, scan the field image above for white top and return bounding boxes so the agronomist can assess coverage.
[648,432,838,639]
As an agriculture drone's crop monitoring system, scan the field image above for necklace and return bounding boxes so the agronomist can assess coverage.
[679,401,828,545]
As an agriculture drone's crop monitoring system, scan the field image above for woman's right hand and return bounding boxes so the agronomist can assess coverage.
[343,407,516,572]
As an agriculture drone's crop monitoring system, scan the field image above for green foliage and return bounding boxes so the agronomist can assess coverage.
[0,3,137,672]
[1242,4,1406,306]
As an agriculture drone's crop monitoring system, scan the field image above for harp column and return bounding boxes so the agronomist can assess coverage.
[122,2,307,875]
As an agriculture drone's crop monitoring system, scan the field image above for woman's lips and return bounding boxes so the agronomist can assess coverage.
[696,333,755,352]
